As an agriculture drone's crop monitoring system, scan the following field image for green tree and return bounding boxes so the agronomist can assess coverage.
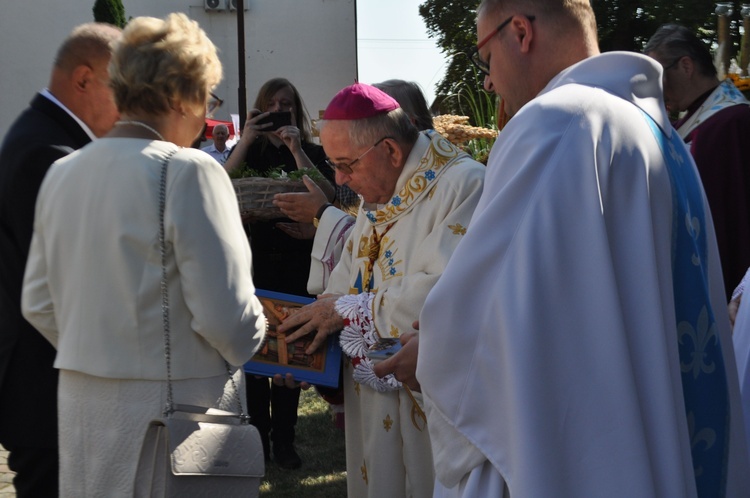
[419,0,484,118]
[93,0,126,28]
[420,0,743,117]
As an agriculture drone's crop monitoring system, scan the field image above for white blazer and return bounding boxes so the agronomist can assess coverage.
[22,139,266,380]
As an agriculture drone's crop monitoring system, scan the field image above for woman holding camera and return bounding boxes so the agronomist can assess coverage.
[225,78,334,469]
[224,78,327,178]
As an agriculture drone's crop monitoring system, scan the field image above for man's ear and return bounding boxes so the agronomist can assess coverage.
[677,55,695,78]
[384,138,405,169]
[514,16,535,54]
[71,64,94,93]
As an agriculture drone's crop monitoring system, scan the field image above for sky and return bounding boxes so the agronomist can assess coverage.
[356,0,450,106]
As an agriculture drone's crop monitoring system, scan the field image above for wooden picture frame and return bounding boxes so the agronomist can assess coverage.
[244,289,342,388]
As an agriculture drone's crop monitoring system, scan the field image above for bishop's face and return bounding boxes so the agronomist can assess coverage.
[320,120,401,205]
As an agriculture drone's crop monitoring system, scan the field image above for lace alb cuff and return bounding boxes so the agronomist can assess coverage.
[335,293,401,392]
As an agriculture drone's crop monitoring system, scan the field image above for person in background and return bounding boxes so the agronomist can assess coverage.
[0,22,122,497]
[645,24,750,300]
[20,13,266,496]
[277,82,485,498]
[225,77,335,469]
[373,79,434,131]
[376,1,749,496]
[274,79,435,294]
[202,122,231,164]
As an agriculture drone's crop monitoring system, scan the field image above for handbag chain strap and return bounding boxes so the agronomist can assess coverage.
[158,149,249,422]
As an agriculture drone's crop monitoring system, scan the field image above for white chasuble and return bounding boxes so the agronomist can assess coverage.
[420,52,750,498]
[326,131,485,498]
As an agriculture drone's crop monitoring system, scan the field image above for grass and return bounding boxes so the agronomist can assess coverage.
[259,389,347,497]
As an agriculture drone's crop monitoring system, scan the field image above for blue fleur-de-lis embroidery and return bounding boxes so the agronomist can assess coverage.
[685,213,701,266]
[686,411,716,478]
[677,306,718,380]
[685,212,700,241]
[667,140,685,166]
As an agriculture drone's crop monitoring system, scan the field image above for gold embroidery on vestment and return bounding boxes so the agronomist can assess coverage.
[383,414,393,432]
[448,223,467,235]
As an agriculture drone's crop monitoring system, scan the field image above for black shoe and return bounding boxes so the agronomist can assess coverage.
[273,442,302,469]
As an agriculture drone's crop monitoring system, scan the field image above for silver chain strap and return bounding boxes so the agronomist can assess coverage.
[158,149,249,423]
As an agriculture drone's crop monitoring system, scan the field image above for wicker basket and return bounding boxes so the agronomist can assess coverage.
[232,177,307,221]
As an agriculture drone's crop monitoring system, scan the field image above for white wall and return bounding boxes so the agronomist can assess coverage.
[0,0,357,138]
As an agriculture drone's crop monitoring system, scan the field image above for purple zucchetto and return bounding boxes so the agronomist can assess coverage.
[323,83,400,120]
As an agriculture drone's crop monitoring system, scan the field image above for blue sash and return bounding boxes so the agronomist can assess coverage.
[642,111,730,497]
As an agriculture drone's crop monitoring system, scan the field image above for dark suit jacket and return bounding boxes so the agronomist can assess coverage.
[0,93,91,448]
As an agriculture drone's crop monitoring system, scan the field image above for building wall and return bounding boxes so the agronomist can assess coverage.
[0,0,357,138]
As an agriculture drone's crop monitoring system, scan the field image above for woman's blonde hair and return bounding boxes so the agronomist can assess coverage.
[109,13,222,116]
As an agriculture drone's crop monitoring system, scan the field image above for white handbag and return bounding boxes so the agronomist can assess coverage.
[134,149,264,497]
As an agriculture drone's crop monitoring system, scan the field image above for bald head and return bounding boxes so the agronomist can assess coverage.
[49,23,122,137]
[212,124,229,150]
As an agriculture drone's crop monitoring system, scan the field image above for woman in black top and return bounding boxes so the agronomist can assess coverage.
[226,78,334,469]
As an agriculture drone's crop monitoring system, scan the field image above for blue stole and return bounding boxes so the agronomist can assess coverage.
[642,111,730,497]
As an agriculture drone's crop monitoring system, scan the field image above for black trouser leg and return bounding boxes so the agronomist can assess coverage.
[5,444,58,498]
[245,374,271,458]
[270,383,301,445]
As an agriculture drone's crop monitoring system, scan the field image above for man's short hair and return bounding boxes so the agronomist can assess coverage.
[54,22,121,73]
[213,124,228,134]
[344,109,419,149]
[644,24,717,78]
[478,0,596,34]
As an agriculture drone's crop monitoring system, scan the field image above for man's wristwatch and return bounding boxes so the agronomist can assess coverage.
[313,203,334,228]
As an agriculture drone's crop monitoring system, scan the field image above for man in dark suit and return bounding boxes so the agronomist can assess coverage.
[0,22,121,497]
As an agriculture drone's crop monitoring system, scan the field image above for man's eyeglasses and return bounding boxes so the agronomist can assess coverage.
[206,92,223,118]
[468,15,536,75]
[325,136,391,175]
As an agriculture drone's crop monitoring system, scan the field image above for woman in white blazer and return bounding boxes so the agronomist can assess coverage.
[21,13,266,497]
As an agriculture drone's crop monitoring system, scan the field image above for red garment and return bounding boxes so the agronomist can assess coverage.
[683,102,750,298]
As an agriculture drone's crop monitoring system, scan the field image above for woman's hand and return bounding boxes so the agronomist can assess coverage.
[223,109,273,173]
[275,125,303,154]
[244,109,274,140]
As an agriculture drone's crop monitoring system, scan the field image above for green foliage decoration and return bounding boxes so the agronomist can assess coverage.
[228,165,327,182]
[93,0,126,28]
